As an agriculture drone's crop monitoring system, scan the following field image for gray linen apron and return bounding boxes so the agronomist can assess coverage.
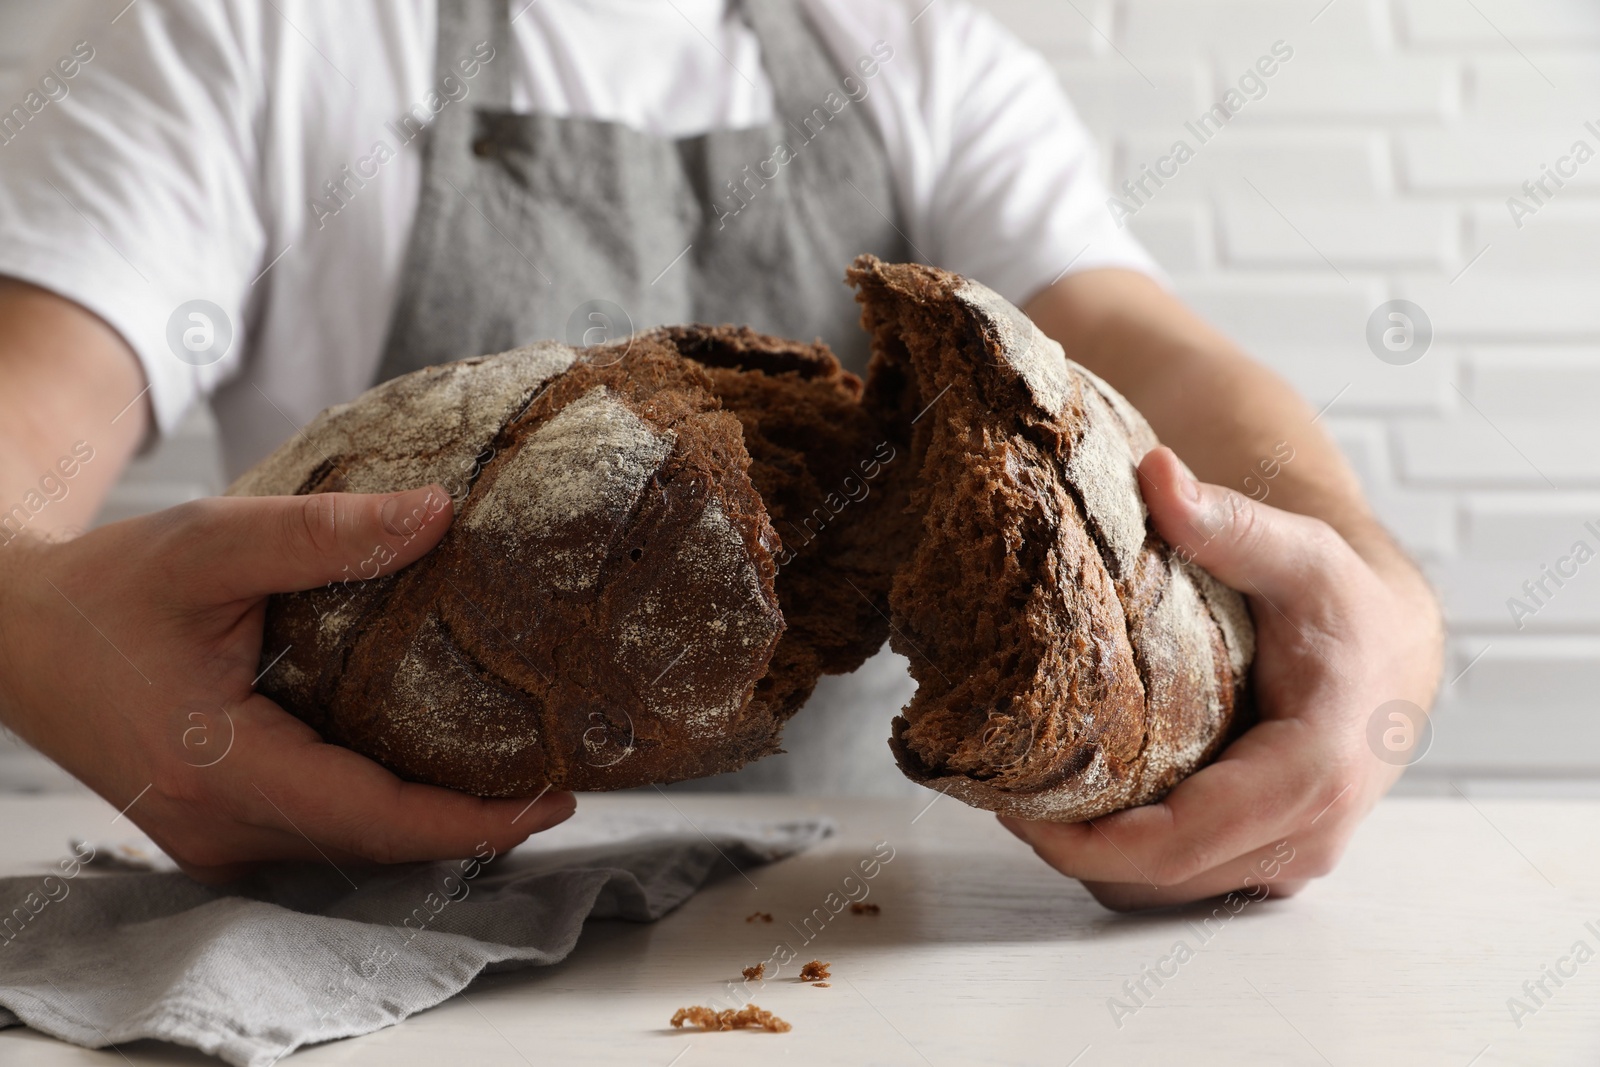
[376,0,923,796]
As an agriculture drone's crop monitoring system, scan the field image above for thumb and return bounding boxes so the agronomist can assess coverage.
[1138,446,1353,612]
[180,485,454,601]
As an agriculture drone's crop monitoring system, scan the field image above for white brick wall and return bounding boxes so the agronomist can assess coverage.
[3,0,1597,789]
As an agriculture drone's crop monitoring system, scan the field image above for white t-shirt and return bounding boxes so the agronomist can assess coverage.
[0,0,1155,477]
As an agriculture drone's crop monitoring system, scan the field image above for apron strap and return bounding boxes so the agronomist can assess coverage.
[738,0,860,135]
[437,0,515,111]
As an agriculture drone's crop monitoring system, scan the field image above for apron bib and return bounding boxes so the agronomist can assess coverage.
[377,0,923,795]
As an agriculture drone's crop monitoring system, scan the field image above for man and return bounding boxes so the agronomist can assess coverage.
[0,0,1440,906]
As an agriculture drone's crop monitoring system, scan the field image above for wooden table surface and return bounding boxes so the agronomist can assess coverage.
[1,790,1597,1066]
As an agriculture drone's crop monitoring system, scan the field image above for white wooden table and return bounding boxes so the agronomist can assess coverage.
[1,790,1597,1065]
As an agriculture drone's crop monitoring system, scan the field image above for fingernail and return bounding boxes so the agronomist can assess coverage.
[381,485,448,537]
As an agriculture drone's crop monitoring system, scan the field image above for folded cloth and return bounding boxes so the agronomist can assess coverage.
[0,811,833,1066]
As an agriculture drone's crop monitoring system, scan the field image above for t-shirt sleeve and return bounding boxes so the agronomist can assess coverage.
[0,3,266,437]
[916,1,1163,306]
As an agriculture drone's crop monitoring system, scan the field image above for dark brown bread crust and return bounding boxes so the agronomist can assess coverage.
[849,255,1255,822]
[228,329,887,795]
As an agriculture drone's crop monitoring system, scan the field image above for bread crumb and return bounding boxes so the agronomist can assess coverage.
[670,1004,792,1033]
[742,963,765,981]
[850,902,880,915]
[798,960,830,982]
[745,912,773,923]
[813,982,830,988]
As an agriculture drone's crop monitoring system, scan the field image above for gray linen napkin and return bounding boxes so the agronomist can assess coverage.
[0,811,833,1066]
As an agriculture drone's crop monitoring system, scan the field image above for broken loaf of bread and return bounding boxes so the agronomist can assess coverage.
[228,256,1252,819]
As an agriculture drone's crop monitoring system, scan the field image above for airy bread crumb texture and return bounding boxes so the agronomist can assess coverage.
[798,960,831,982]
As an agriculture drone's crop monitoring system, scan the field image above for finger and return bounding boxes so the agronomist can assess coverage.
[1079,835,1314,911]
[228,695,576,864]
[176,485,454,600]
[1137,446,1358,615]
[995,718,1335,886]
[1087,876,1312,912]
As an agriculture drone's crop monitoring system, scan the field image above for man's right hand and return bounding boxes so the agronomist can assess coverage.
[0,485,575,883]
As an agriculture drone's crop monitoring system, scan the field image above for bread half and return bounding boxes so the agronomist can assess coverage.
[229,328,899,794]
[850,255,1255,822]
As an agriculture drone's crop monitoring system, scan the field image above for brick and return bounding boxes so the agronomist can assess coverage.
[1052,61,1208,138]
[1463,493,1600,558]
[1396,415,1600,486]
[1449,636,1600,706]
[1174,280,1455,414]
[1323,419,1393,486]
[1368,484,1458,558]
[1399,127,1600,193]
[1421,636,1600,771]
[1430,556,1600,630]
[1175,277,1381,349]
[969,0,1114,60]
[1467,202,1600,275]
[1218,196,1456,269]
[1397,276,1600,337]
[1463,346,1600,419]
[1467,56,1600,121]
[1118,132,1386,201]
[1425,635,1600,770]
[1126,203,1211,272]
[1119,0,1378,62]
[1298,344,1454,415]
[1399,0,1600,47]
[1237,58,1462,120]
[1426,696,1600,771]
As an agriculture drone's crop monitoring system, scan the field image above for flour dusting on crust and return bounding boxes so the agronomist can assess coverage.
[614,497,783,739]
[376,612,544,788]
[1130,561,1221,790]
[227,342,576,498]
[466,385,676,592]
[1188,562,1255,678]
[954,278,1073,419]
[1065,370,1148,580]
[1074,363,1160,459]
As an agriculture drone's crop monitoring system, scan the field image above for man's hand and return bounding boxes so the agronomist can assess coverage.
[998,446,1442,910]
[0,485,575,883]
